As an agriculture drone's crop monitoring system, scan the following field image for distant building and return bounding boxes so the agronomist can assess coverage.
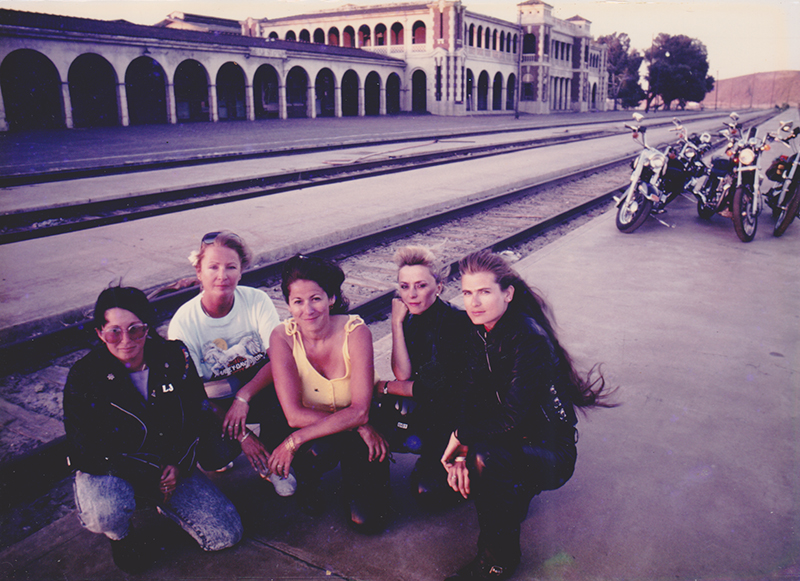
[245,0,607,116]
[0,1,607,132]
[154,12,244,35]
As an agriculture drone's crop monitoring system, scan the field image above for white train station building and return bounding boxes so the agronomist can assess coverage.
[0,0,607,132]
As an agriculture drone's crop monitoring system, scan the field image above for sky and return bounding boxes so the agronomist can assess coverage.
[2,0,799,81]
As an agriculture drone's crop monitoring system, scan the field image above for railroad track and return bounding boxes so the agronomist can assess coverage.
[1,110,743,245]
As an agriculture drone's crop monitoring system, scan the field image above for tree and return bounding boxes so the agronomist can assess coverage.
[598,32,645,110]
[644,33,715,112]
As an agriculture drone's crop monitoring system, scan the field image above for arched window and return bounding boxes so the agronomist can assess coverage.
[313,28,325,44]
[286,30,296,41]
[477,26,482,48]
[299,29,310,43]
[468,24,474,47]
[492,30,498,51]
[343,26,355,48]
[391,22,404,45]
[375,23,387,46]
[359,24,371,47]
[268,31,278,40]
[412,21,426,44]
[500,31,505,52]
[485,27,491,49]
[513,35,518,54]
[328,27,340,46]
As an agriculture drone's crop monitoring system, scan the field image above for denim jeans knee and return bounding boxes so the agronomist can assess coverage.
[157,471,243,551]
[73,471,135,541]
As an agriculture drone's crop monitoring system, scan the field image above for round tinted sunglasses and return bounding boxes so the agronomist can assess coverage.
[100,323,148,344]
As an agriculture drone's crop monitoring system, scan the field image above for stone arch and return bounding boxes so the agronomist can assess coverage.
[477,26,483,48]
[126,56,167,126]
[313,28,325,44]
[268,31,279,40]
[299,29,310,43]
[468,24,474,47]
[506,73,516,110]
[315,68,335,117]
[484,28,491,49]
[286,30,296,41]
[412,69,427,112]
[477,70,489,111]
[364,71,381,116]
[341,70,359,116]
[492,72,503,110]
[174,59,210,122]
[492,30,498,51]
[500,31,505,52]
[0,48,63,130]
[386,72,401,114]
[69,53,119,128]
[466,68,474,111]
[286,66,309,118]
[254,64,279,119]
[216,62,246,121]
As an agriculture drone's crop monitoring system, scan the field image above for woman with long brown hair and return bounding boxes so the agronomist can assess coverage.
[441,250,614,580]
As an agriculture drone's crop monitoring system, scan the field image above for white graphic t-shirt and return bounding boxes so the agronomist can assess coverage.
[168,286,280,398]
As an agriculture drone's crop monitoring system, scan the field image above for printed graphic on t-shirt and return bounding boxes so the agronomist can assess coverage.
[201,332,265,380]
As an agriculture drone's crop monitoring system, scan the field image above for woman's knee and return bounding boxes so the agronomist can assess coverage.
[73,472,135,539]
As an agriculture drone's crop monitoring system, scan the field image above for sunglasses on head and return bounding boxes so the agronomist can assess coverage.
[100,323,148,344]
[202,231,243,245]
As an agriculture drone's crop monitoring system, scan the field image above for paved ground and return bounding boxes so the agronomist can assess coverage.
[1,191,798,580]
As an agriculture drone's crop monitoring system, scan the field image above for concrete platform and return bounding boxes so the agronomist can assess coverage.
[2,192,797,580]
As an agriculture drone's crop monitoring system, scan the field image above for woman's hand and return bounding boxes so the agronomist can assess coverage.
[391,297,409,328]
[160,465,180,503]
[441,432,470,498]
[222,396,249,440]
[240,432,272,478]
[357,424,389,463]
[267,436,297,479]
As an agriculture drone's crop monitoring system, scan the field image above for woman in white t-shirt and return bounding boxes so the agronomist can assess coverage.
[169,231,294,495]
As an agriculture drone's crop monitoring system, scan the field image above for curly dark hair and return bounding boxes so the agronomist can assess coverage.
[281,254,350,314]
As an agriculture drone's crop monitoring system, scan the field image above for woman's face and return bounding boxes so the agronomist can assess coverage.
[196,245,242,302]
[397,265,441,315]
[97,307,147,370]
[288,279,335,330]
[461,271,514,331]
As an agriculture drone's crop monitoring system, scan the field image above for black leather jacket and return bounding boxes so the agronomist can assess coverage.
[456,307,578,447]
[403,297,472,431]
[63,336,204,491]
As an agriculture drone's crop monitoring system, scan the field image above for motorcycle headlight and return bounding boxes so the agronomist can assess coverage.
[739,148,756,166]
[650,155,666,170]
[685,148,696,159]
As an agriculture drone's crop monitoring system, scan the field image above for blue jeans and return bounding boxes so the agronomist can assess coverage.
[74,469,243,551]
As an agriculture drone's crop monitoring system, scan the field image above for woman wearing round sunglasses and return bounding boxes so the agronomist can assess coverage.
[168,231,295,495]
[63,286,243,573]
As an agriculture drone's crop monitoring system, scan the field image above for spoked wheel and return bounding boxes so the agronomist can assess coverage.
[616,182,653,233]
[732,185,758,242]
[773,181,800,237]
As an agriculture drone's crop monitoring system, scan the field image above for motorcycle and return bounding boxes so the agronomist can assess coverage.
[615,114,710,233]
[763,120,800,237]
[694,112,743,221]
[730,125,772,242]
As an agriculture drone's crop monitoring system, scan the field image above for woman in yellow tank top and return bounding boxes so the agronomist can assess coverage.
[267,254,390,533]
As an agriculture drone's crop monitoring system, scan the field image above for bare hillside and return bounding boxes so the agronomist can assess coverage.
[702,70,800,109]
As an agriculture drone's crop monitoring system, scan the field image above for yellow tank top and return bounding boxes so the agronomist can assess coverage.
[284,314,367,413]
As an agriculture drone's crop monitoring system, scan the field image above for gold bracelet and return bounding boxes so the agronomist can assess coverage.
[240,430,251,444]
[285,434,297,454]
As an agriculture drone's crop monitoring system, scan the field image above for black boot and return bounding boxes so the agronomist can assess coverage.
[109,530,152,574]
